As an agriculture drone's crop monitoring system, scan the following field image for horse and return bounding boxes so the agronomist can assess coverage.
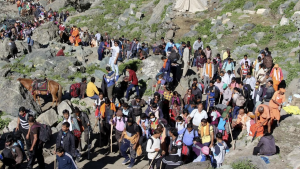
[18,78,63,107]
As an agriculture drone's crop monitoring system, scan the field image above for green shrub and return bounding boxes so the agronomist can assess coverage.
[161,4,171,19]
[86,64,100,75]
[151,23,159,33]
[284,2,296,18]
[0,111,10,130]
[269,0,286,14]
[254,5,264,11]
[154,0,160,5]
[231,160,258,169]
[119,60,142,73]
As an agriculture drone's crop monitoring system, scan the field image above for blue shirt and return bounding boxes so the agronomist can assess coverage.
[57,153,77,169]
[185,105,196,114]
[178,129,199,146]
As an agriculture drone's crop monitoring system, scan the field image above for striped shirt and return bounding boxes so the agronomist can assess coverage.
[19,113,29,129]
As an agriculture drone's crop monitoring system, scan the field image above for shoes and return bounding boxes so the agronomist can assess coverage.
[76,156,82,163]
[122,158,130,165]
[127,163,134,168]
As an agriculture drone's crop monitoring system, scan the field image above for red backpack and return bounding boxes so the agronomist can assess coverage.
[199,83,205,93]
[70,83,81,98]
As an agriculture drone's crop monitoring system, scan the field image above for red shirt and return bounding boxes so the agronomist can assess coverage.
[59,25,65,31]
[56,49,65,56]
[128,69,138,85]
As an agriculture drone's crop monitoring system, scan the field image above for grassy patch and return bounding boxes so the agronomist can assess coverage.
[151,23,159,33]
[0,111,11,130]
[254,4,264,11]
[284,2,295,18]
[231,160,258,169]
[58,6,76,13]
[86,64,101,75]
[154,0,160,5]
[67,72,83,81]
[119,60,142,73]
[71,99,80,105]
[161,4,171,20]
[269,0,286,14]
[144,89,153,96]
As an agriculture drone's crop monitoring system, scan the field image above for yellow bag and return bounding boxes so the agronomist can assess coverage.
[283,106,300,115]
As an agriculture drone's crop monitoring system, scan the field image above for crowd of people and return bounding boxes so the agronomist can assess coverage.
[0,1,286,169]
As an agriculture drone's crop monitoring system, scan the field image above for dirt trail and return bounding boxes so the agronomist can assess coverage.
[173,16,202,40]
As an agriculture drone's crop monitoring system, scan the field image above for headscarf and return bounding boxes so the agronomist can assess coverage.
[222,106,232,118]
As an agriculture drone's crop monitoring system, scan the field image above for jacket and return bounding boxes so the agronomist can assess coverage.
[128,69,138,85]
[79,82,87,98]
[191,87,202,100]
[56,49,65,56]
[77,112,90,130]
[86,82,99,97]
[257,134,276,155]
[264,85,275,102]
[104,71,118,87]
[100,103,116,119]
[56,152,78,169]
[145,106,163,119]
[203,63,215,78]
[101,74,108,98]
[56,130,76,157]
[196,56,206,68]
[131,99,146,116]
[161,154,183,169]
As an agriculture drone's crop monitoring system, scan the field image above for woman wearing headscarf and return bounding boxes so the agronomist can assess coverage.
[269,64,283,91]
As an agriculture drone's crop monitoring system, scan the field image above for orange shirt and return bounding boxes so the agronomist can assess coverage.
[269,91,285,108]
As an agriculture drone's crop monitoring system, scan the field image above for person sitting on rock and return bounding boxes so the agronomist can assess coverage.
[160,147,183,169]
[253,126,276,156]
[254,104,271,133]
[86,77,100,100]
[56,46,65,56]
[232,108,248,130]
[2,134,23,169]
[138,48,147,60]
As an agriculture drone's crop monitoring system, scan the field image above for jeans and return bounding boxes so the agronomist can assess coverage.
[120,138,136,165]
[126,84,139,99]
[109,57,119,75]
[232,106,240,119]
[132,50,137,58]
[89,94,99,100]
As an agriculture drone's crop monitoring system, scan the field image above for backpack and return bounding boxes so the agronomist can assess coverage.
[198,83,205,93]
[236,94,246,107]
[25,109,37,120]
[147,137,154,149]
[114,116,126,124]
[169,49,180,63]
[32,123,52,143]
[181,129,197,156]
[70,83,81,98]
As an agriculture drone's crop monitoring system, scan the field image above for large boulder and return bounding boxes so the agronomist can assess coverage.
[243,1,254,10]
[0,77,42,117]
[36,109,58,126]
[147,0,172,25]
[240,23,256,31]
[294,0,300,11]
[141,56,163,79]
[0,38,12,59]
[57,100,74,116]
[31,23,59,45]
[8,118,18,132]
[233,156,268,169]
[280,16,289,26]
[177,161,210,169]
[45,0,67,11]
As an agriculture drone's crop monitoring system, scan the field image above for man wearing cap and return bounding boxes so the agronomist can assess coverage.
[269,88,285,127]
[255,105,271,133]
[269,64,283,91]
[222,83,232,106]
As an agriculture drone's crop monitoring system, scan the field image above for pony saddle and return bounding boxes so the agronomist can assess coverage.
[32,79,48,91]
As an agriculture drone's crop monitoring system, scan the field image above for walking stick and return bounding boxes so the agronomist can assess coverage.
[148,152,159,169]
[207,97,211,112]
[99,118,102,147]
[228,121,236,150]
[87,126,91,160]
[54,145,56,169]
[110,123,113,153]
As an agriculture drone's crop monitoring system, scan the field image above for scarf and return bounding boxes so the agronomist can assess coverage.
[163,59,168,69]
[100,103,116,118]
[273,68,280,81]
[206,63,212,78]
[200,123,210,137]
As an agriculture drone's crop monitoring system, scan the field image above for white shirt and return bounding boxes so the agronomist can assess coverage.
[111,46,120,60]
[240,58,251,66]
[188,109,208,126]
[223,73,235,85]
[243,76,256,91]
[146,136,161,159]
[193,40,203,51]
[95,33,101,41]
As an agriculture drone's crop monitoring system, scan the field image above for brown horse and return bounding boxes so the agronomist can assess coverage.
[18,78,63,107]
